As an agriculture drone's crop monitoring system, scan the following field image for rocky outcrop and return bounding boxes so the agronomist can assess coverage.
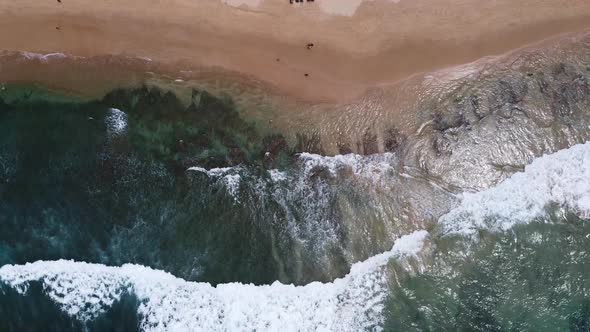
[402,60,590,191]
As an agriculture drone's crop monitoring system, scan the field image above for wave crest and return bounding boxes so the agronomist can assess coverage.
[0,231,430,331]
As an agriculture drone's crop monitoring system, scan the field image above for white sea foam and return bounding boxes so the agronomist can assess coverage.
[223,174,241,201]
[187,166,234,177]
[298,152,394,184]
[0,230,429,332]
[439,142,590,236]
[268,169,287,182]
[105,108,128,135]
[186,166,208,173]
[189,152,394,206]
[187,166,242,202]
[264,152,401,262]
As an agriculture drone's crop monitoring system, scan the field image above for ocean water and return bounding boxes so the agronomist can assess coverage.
[1,84,590,331]
[385,142,590,331]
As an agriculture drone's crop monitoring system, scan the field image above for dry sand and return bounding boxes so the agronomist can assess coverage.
[1,0,590,102]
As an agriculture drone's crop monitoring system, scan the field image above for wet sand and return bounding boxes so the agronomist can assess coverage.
[2,31,590,157]
[2,0,590,102]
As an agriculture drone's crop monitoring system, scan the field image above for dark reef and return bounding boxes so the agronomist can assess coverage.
[0,85,296,285]
[0,85,364,287]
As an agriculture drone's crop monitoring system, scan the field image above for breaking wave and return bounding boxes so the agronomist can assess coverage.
[0,231,430,332]
[3,141,590,330]
[439,142,590,236]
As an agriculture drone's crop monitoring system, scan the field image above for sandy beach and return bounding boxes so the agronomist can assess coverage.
[1,0,590,102]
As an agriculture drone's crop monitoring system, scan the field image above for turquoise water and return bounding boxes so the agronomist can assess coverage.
[1,84,590,331]
[385,215,590,331]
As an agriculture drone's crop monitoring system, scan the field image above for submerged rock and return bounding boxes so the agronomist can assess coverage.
[402,55,590,191]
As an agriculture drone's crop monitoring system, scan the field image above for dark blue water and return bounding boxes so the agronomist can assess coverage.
[0,85,299,285]
[0,282,141,332]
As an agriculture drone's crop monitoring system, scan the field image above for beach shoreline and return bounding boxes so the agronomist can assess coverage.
[2,0,590,102]
[3,28,590,158]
